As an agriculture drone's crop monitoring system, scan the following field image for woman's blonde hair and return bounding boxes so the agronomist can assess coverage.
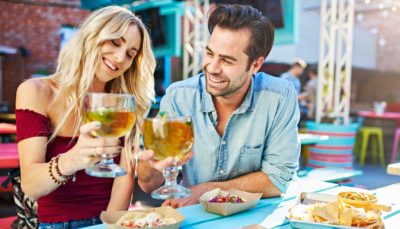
[51,5,155,163]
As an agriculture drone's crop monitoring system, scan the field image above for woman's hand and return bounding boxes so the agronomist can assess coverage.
[58,121,121,175]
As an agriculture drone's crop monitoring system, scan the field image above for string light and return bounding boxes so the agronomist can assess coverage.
[362,0,400,12]
[378,37,387,47]
[359,0,399,49]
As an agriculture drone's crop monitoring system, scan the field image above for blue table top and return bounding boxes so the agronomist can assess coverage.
[83,182,400,229]
[83,180,337,229]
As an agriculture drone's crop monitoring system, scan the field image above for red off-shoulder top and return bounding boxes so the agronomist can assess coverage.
[16,109,115,223]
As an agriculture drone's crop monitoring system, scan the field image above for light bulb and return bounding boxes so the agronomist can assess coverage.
[356,13,364,22]
[370,28,379,34]
[381,10,389,18]
[378,37,386,47]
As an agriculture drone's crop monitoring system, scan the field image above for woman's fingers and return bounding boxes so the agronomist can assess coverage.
[85,137,120,148]
[91,146,122,156]
[79,121,101,137]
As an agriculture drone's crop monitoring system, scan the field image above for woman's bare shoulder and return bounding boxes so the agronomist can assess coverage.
[16,77,56,114]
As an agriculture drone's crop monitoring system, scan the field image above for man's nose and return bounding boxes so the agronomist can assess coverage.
[206,59,221,74]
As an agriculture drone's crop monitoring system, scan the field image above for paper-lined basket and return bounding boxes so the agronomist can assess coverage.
[100,206,185,229]
[199,188,262,216]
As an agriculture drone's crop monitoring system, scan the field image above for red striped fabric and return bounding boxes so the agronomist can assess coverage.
[310,153,352,163]
[308,163,353,170]
[311,145,354,150]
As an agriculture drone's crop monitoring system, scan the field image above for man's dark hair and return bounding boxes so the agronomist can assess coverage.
[207,4,275,68]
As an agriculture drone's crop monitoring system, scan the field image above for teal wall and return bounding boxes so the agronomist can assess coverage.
[81,0,184,57]
[275,0,298,45]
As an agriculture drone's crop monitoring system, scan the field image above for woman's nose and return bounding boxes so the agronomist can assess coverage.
[113,49,125,63]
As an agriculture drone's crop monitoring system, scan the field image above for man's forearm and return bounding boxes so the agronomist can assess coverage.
[137,160,164,193]
[207,171,281,197]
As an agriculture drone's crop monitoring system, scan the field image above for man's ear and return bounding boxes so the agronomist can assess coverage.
[251,56,265,74]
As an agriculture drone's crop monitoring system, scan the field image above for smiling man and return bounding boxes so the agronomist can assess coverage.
[138,4,300,208]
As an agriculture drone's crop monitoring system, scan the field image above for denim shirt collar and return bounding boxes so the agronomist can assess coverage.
[199,73,255,114]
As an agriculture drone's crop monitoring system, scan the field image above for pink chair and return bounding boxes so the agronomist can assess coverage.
[391,128,400,163]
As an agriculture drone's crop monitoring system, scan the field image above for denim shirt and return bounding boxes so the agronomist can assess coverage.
[159,72,300,192]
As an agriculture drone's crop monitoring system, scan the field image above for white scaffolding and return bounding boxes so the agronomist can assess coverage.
[316,0,355,125]
[182,0,210,79]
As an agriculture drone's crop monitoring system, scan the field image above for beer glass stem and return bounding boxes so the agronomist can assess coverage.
[151,161,191,199]
[163,164,178,186]
[85,153,126,178]
[99,158,114,167]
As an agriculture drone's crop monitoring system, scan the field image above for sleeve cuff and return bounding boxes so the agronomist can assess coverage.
[261,162,297,193]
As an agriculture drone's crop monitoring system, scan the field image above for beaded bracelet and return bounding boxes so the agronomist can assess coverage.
[48,155,76,185]
[54,155,76,183]
[48,157,68,185]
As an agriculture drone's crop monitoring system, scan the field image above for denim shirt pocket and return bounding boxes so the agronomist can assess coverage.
[237,145,263,176]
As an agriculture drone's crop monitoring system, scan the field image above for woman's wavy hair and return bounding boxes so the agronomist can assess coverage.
[51,5,155,163]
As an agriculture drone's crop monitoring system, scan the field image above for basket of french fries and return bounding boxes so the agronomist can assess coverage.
[287,191,391,229]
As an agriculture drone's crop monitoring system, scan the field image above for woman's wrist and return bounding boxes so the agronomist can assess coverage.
[58,153,78,176]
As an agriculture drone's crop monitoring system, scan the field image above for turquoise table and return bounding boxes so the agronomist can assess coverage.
[83,180,338,229]
[83,181,400,228]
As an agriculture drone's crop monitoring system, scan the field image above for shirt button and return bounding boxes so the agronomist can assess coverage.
[221,140,226,145]
[219,169,224,174]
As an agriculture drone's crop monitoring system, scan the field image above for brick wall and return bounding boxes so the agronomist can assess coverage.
[0,0,89,110]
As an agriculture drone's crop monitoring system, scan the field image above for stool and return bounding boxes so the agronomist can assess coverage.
[390,128,400,163]
[354,127,385,166]
[0,216,17,228]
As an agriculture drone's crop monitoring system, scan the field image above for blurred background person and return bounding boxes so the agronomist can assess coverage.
[280,58,307,94]
[299,67,318,119]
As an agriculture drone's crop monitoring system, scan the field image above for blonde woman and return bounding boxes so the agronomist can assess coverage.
[15,6,155,228]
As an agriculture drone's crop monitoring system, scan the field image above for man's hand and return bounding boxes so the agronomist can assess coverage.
[137,150,194,193]
[139,150,175,172]
[161,183,213,208]
[140,150,194,172]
